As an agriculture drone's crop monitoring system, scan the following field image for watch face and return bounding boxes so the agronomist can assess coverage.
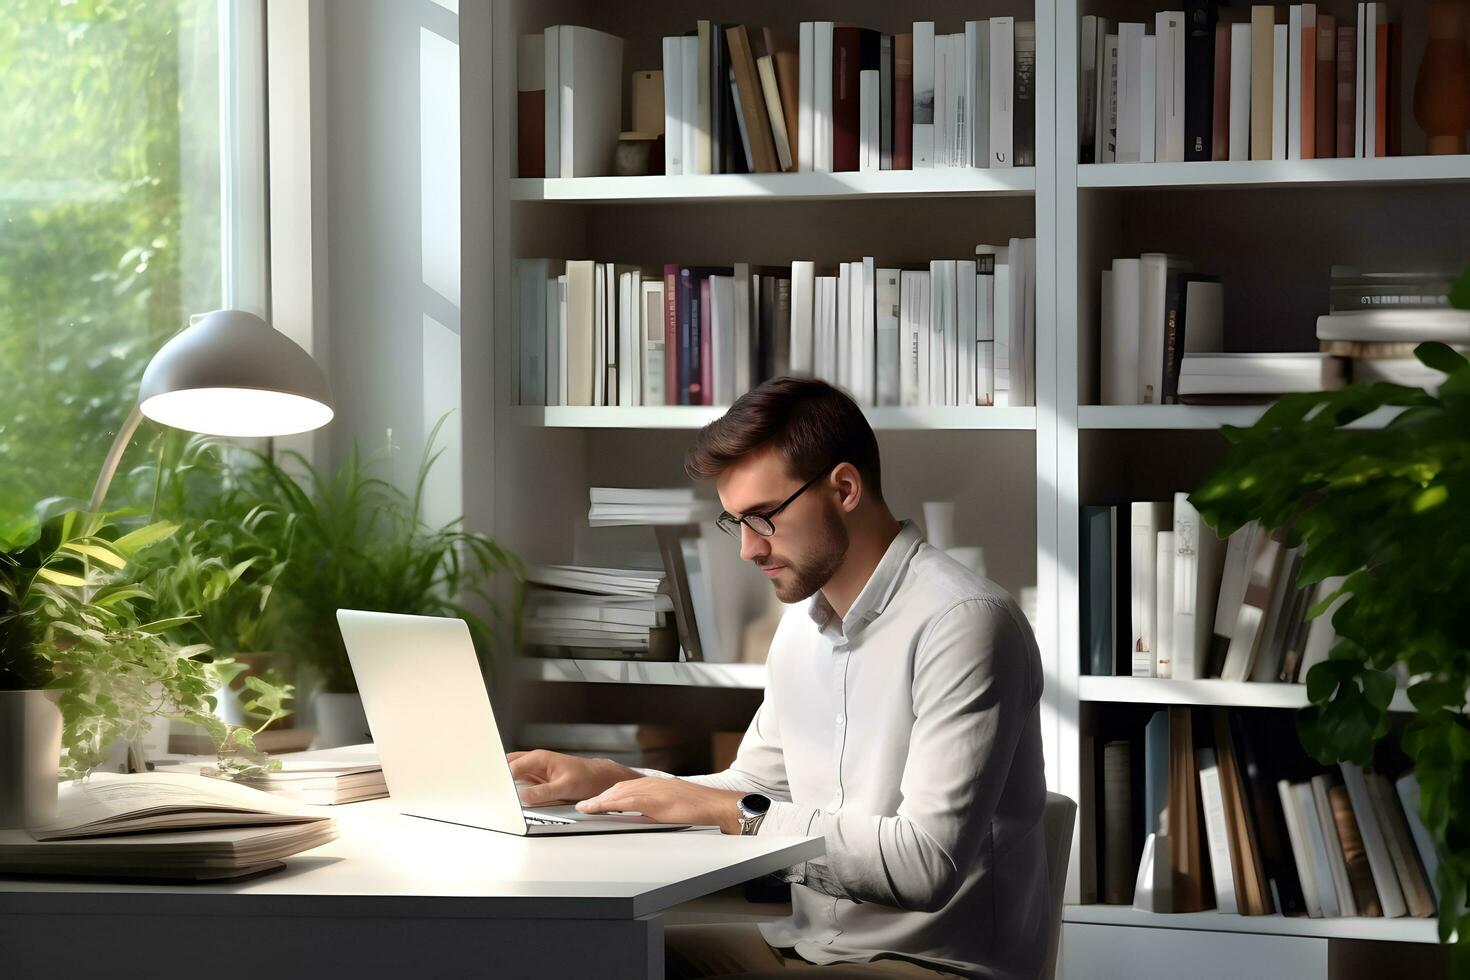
[740,793,771,817]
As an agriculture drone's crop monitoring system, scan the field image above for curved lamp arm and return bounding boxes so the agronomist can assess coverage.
[88,404,146,515]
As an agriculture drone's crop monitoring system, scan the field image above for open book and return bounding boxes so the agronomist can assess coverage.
[152,744,388,806]
[0,772,337,881]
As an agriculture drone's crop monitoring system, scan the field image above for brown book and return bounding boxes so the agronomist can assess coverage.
[894,33,914,169]
[1369,772,1437,917]
[1330,784,1383,915]
[1336,26,1356,157]
[1250,6,1276,160]
[1211,24,1231,161]
[1102,739,1134,904]
[517,35,546,178]
[1314,15,1336,157]
[1168,707,1209,912]
[1301,11,1316,158]
[766,28,801,173]
[1213,709,1273,914]
[1387,19,1403,156]
[831,26,863,172]
[726,26,779,173]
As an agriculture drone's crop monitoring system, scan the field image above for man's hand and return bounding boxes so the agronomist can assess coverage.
[576,776,745,834]
[507,749,640,806]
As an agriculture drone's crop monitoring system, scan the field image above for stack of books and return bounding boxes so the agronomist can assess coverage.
[0,772,337,881]
[1082,497,1356,684]
[1177,352,1346,402]
[1082,707,1438,922]
[524,563,679,661]
[1317,267,1470,392]
[588,487,718,527]
[1100,254,1224,404]
[1082,3,1405,165]
[153,744,388,806]
[516,243,1039,409]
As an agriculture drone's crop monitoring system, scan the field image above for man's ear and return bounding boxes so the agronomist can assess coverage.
[830,462,863,514]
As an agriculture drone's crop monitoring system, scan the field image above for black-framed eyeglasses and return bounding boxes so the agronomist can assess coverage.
[716,463,839,539]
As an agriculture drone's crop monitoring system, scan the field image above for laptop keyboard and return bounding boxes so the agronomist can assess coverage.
[523,810,577,826]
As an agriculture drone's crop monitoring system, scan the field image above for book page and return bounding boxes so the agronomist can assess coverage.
[32,772,319,840]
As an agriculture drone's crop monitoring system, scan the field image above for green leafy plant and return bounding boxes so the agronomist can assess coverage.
[251,418,524,694]
[1190,304,1470,953]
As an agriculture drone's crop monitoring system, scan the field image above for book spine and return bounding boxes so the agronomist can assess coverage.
[798,22,814,172]
[814,22,834,171]
[663,38,683,175]
[1230,23,1252,160]
[774,276,792,376]
[1198,748,1239,914]
[663,265,678,405]
[1250,5,1275,160]
[1211,23,1230,161]
[1014,22,1036,166]
[1080,16,1098,163]
[1330,783,1384,915]
[1374,8,1388,157]
[699,276,713,405]
[543,26,561,178]
[1337,25,1356,157]
[832,27,860,171]
[1082,505,1115,676]
[1273,24,1288,160]
[912,21,935,168]
[1302,5,1317,159]
[1185,0,1217,162]
[1315,15,1336,157]
[880,34,894,170]
[696,21,712,174]
[1103,34,1119,162]
[773,44,801,172]
[1117,24,1144,163]
[1161,271,1185,403]
[1102,740,1134,904]
[990,17,1015,167]
[895,33,914,168]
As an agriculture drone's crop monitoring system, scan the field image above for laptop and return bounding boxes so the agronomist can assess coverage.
[337,609,689,836]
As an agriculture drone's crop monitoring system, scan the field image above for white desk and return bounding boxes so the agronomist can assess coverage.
[0,798,823,980]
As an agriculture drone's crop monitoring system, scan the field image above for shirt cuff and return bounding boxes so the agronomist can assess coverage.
[758,801,822,885]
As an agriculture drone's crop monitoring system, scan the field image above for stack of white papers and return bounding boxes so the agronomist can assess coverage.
[587,487,719,527]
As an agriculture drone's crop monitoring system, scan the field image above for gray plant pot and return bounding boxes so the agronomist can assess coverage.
[312,691,371,749]
[0,689,63,829]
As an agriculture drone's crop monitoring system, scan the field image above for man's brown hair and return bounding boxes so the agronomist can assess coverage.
[684,377,883,501]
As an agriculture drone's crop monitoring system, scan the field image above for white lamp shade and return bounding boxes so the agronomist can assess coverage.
[138,309,334,437]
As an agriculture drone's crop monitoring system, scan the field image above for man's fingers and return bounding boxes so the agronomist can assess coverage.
[518,780,571,807]
[508,752,547,780]
[506,751,526,762]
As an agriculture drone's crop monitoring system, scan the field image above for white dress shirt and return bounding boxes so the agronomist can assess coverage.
[684,520,1049,979]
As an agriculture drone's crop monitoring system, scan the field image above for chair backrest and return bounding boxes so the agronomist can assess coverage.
[1041,791,1078,980]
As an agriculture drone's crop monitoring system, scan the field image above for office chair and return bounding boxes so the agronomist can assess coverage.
[1041,791,1078,980]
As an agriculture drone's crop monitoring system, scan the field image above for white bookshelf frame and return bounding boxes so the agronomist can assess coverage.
[458,3,1464,973]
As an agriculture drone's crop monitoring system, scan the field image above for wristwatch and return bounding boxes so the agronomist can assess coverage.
[737,793,771,835]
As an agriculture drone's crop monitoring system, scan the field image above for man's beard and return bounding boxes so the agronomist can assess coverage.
[765,501,848,603]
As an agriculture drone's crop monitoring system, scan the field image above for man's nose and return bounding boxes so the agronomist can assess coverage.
[740,524,770,562]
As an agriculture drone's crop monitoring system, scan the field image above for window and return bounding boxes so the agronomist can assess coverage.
[0,0,266,508]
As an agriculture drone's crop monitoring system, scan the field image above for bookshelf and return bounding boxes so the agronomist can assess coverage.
[452,1,1462,975]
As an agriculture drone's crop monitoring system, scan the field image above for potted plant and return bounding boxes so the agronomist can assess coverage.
[1190,287,1470,960]
[254,420,524,747]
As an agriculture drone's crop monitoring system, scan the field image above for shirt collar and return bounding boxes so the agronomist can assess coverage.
[807,520,925,644]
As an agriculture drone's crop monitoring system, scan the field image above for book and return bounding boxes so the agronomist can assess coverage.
[1103,33,1120,162]
[912,21,936,168]
[814,21,834,171]
[726,26,779,174]
[553,26,625,177]
[1081,16,1100,162]
[798,22,814,172]
[1140,34,1157,162]
[1220,530,1284,681]
[1014,22,1036,166]
[1138,253,1189,405]
[1117,23,1145,163]
[879,34,893,170]
[968,20,991,169]
[1395,773,1441,905]
[1232,711,1305,915]
[1103,739,1135,903]
[1296,780,1341,916]
[831,27,872,172]
[1198,747,1237,913]
[1082,505,1117,676]
[876,267,901,406]
[1278,779,1325,916]
[1329,783,1383,915]
[518,35,546,178]
[990,17,1015,167]
[1155,531,1176,677]
[1273,23,1289,160]
[769,30,800,174]
[900,270,929,406]
[1104,258,1141,405]
[1230,22,1253,160]
[860,69,881,171]
[1312,773,1356,916]
[755,38,793,173]
[1368,771,1436,917]
[1341,762,1408,917]
[1211,20,1230,161]
[789,261,816,375]
[1167,706,1208,911]
[1337,23,1356,157]
[1213,709,1272,914]
[1184,0,1217,161]
[1155,10,1185,164]
[1250,6,1275,160]
[641,280,665,406]
[894,33,914,168]
[1171,491,1224,681]
[1131,502,1170,677]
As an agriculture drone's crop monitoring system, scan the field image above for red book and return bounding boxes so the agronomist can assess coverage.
[1211,24,1231,161]
[663,264,678,405]
[1314,15,1336,158]
[1335,26,1356,158]
[1301,13,1316,158]
[831,27,862,171]
[699,277,713,406]
[894,33,913,169]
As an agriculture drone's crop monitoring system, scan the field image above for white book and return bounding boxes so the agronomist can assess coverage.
[900,270,928,406]
[916,272,934,406]
[1020,238,1036,407]
[933,34,952,167]
[517,259,549,406]
[543,26,562,178]
[1279,779,1325,917]
[1272,24,1288,160]
[1288,6,1303,161]
[757,56,793,172]
[789,261,816,375]
[930,261,957,405]
[860,69,881,172]
[617,270,637,407]
[662,37,684,175]
[818,275,839,384]
[1197,748,1239,914]
[1299,575,1348,679]
[1130,501,1170,677]
[1155,531,1176,678]
[876,268,901,407]
[546,277,562,405]
[1361,3,1374,158]
[1171,491,1223,681]
[1138,253,1187,404]
[989,17,1015,167]
[1229,23,1253,161]
[957,260,977,408]
[1312,774,1357,916]
[951,33,969,166]
[859,256,877,405]
[1154,12,1182,163]
[558,27,625,178]
[943,260,960,405]
[1102,32,1120,162]
[976,266,995,405]
[1104,258,1142,405]
[836,262,851,390]
[1342,763,1408,917]
[1296,781,1342,917]
[1214,522,1258,639]
[1007,240,1025,405]
[1221,534,1283,682]
[681,36,699,175]
[592,264,606,405]
[913,21,936,168]
[1116,23,1145,163]
[798,22,814,172]
[1139,35,1157,163]
[733,264,752,398]
[988,246,1012,406]
[709,274,735,406]
[557,274,570,403]
[1168,13,1186,161]
[1396,774,1442,904]
[639,280,664,406]
[967,21,991,168]
[814,22,835,172]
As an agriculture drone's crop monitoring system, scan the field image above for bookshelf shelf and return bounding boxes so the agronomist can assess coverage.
[516,405,1038,430]
[1062,904,1439,944]
[1076,405,1405,430]
[1078,676,1414,714]
[511,168,1037,204]
[1077,155,1470,191]
[522,657,767,689]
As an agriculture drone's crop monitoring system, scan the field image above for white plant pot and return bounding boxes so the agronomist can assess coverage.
[312,691,371,749]
[0,689,63,829]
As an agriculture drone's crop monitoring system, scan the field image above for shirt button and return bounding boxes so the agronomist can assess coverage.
[836,714,845,726]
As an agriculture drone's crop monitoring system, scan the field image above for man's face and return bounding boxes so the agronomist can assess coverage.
[715,448,849,603]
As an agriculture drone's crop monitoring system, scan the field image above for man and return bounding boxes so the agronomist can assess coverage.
[510,378,1048,979]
